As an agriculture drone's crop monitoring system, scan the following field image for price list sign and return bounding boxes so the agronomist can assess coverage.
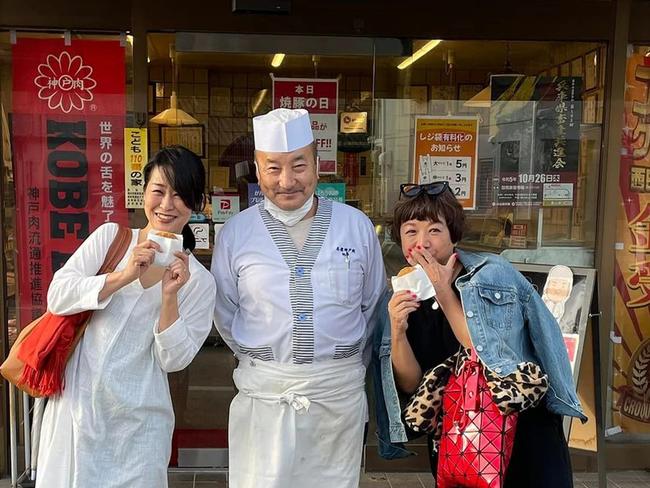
[413,116,479,209]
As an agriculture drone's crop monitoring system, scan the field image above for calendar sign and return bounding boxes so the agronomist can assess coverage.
[413,116,479,209]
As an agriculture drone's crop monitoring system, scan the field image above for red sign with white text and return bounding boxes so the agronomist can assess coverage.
[12,38,127,327]
[272,77,339,174]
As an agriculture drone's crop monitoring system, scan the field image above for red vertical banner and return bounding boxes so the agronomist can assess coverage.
[12,38,127,327]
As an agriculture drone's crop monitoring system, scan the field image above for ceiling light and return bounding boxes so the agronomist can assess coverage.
[150,44,199,126]
[252,89,269,114]
[150,92,200,126]
[397,40,442,70]
[271,53,285,68]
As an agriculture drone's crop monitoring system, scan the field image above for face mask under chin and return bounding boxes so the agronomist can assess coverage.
[263,193,315,227]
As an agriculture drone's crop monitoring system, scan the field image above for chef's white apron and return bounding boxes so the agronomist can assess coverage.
[228,356,367,488]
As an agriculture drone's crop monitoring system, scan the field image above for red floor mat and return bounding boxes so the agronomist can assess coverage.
[169,429,228,467]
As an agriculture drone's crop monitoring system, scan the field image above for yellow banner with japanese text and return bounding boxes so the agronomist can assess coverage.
[124,128,147,209]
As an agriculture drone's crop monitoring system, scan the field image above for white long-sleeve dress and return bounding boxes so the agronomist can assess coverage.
[36,223,216,488]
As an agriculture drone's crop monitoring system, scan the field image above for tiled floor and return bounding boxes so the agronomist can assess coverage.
[1,470,649,487]
[363,471,650,488]
[163,470,650,488]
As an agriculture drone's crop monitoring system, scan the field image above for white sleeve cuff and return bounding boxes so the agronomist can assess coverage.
[84,274,113,310]
[153,317,189,351]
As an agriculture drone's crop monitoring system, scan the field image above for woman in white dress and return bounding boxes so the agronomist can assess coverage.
[36,146,217,488]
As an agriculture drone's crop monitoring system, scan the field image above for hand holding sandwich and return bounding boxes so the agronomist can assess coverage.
[162,251,191,297]
[388,287,420,337]
[98,239,162,302]
[388,267,424,393]
[121,239,162,282]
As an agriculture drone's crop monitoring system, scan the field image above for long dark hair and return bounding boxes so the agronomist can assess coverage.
[143,145,206,251]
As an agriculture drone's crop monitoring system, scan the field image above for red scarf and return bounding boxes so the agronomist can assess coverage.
[16,311,91,397]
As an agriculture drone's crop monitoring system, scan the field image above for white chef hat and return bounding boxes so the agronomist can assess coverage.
[253,108,314,152]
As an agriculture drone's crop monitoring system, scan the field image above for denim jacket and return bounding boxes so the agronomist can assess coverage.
[371,248,587,459]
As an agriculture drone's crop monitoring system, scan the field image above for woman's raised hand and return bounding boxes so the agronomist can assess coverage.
[408,246,458,290]
[121,240,161,283]
[162,251,191,297]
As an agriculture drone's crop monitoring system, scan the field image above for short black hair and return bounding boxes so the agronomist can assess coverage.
[391,189,465,246]
[143,145,206,251]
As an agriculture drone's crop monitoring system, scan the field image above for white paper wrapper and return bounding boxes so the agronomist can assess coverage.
[148,231,184,267]
[391,264,436,301]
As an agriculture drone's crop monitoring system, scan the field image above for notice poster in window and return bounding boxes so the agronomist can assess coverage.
[509,223,528,248]
[272,76,338,174]
[413,116,479,209]
[490,76,582,208]
[340,112,367,134]
[189,223,210,250]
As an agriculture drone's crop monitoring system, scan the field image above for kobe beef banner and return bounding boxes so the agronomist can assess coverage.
[612,46,650,433]
[12,38,127,327]
[272,76,339,174]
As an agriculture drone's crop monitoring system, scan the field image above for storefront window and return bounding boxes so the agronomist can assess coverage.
[0,30,610,476]
[145,33,607,472]
[146,36,605,272]
[372,41,605,276]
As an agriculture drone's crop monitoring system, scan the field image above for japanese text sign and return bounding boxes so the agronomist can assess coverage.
[413,116,479,209]
[124,128,147,208]
[272,77,339,174]
[490,76,581,207]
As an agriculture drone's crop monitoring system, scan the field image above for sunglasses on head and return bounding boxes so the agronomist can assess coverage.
[400,181,451,199]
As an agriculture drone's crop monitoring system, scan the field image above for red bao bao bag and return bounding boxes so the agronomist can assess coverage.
[1,226,131,397]
[437,350,518,488]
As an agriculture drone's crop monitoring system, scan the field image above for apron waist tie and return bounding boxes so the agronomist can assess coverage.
[241,390,312,413]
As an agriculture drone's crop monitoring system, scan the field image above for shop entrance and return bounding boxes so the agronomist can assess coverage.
[146,33,606,478]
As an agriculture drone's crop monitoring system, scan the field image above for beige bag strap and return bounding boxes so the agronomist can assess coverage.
[98,225,132,274]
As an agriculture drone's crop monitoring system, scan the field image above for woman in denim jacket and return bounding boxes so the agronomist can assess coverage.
[371,181,586,487]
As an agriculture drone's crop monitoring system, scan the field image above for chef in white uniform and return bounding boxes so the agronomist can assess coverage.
[211,108,386,488]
